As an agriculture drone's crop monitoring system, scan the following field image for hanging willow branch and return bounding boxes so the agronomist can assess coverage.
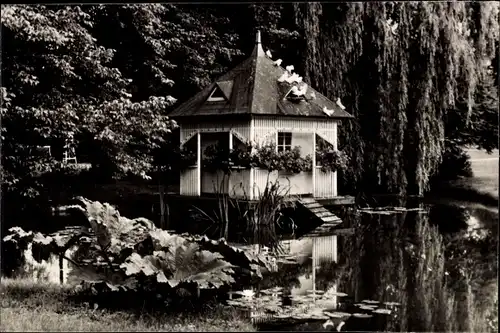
[291,1,498,196]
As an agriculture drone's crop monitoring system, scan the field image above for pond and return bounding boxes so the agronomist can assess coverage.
[217,198,498,332]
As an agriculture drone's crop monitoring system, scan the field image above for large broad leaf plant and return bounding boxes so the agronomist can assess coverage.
[3,197,273,295]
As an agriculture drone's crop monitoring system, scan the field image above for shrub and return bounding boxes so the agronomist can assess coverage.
[316,149,350,173]
[2,198,273,302]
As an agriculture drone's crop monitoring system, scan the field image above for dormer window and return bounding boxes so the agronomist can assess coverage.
[284,85,308,103]
[207,87,226,102]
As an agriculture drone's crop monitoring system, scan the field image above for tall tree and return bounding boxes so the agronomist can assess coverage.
[1,4,249,230]
[290,2,499,196]
[0,5,177,227]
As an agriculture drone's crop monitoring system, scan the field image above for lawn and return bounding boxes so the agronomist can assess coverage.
[430,148,499,208]
[0,278,255,332]
[465,148,499,199]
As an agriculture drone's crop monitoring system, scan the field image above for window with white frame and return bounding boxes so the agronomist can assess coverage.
[277,132,292,152]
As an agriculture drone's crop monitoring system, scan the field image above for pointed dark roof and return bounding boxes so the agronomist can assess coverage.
[169,31,353,119]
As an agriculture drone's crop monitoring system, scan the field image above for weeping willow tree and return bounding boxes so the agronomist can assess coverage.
[289,1,499,196]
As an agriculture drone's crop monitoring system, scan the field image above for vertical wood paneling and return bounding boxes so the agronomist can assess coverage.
[249,118,255,200]
[312,235,338,309]
[314,168,335,198]
[316,130,336,146]
[228,169,251,198]
[196,132,201,195]
[333,122,338,150]
[179,120,251,146]
[201,169,251,198]
[312,132,316,195]
[252,169,315,197]
[180,117,340,198]
[253,169,277,198]
[313,235,337,263]
[333,171,337,197]
[253,116,337,131]
[201,170,228,194]
[291,132,313,156]
[277,172,313,195]
[180,167,198,196]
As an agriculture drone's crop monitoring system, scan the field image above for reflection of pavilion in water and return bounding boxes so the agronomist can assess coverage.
[250,230,341,324]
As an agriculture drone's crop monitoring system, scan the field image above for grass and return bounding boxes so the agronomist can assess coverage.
[429,148,498,208]
[0,278,255,332]
[464,148,499,197]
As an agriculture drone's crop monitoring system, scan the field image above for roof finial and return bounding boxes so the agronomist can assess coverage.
[253,29,265,57]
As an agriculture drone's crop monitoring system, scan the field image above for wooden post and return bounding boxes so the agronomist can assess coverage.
[332,235,338,309]
[59,254,64,285]
[228,131,233,198]
[249,118,255,200]
[312,131,316,197]
[312,238,316,303]
[332,235,338,262]
[333,123,337,197]
[196,132,201,196]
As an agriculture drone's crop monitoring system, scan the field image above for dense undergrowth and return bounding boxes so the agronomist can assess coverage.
[2,197,273,313]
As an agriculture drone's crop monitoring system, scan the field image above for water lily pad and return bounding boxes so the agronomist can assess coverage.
[324,311,351,318]
[316,300,337,307]
[373,308,392,315]
[292,313,310,320]
[260,290,274,295]
[264,306,280,313]
[311,314,329,320]
[324,291,348,297]
[307,289,325,294]
[353,313,373,318]
[359,306,377,311]
[274,313,291,319]
[361,299,380,304]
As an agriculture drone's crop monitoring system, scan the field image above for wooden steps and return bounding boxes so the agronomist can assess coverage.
[298,198,352,238]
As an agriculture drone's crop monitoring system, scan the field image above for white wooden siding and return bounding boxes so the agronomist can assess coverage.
[291,132,313,156]
[252,116,337,145]
[201,170,228,194]
[314,168,337,198]
[201,169,251,198]
[180,120,251,146]
[180,167,199,196]
[229,169,251,197]
[179,116,340,198]
[252,169,313,198]
[313,235,338,263]
[253,116,338,132]
[313,235,338,309]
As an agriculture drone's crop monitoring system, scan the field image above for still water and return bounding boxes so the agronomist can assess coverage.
[227,199,498,332]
